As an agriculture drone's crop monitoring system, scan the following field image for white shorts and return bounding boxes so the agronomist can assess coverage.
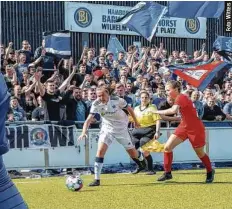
[98,129,134,150]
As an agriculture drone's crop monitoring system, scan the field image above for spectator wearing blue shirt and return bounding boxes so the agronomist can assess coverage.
[223,93,232,120]
[191,90,204,119]
[17,40,33,64]
[115,83,133,107]
[8,96,27,121]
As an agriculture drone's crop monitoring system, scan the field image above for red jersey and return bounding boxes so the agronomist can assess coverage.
[174,94,204,130]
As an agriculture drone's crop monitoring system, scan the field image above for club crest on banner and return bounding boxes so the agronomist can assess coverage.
[30,128,49,147]
[185,18,200,34]
[74,7,92,28]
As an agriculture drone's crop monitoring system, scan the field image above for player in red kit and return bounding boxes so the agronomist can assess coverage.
[152,80,215,183]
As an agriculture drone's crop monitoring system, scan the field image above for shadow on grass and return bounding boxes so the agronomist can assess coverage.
[80,189,98,192]
[101,181,232,187]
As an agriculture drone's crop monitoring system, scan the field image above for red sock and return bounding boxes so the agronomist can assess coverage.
[164,152,173,173]
[200,154,212,173]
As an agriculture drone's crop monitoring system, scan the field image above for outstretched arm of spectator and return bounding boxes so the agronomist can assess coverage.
[4,42,13,60]
[154,43,163,59]
[11,68,18,86]
[58,66,77,93]
[80,47,88,62]
[24,81,37,95]
[34,72,45,97]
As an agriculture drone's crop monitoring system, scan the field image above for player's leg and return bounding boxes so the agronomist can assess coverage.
[189,130,215,183]
[118,130,147,174]
[126,147,147,173]
[140,137,156,175]
[0,156,28,209]
[89,131,111,187]
[194,146,215,183]
[157,134,184,181]
[143,151,156,175]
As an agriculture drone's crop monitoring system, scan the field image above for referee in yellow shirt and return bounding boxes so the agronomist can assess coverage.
[131,91,161,175]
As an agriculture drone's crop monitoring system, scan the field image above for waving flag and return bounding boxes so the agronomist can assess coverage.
[43,31,71,58]
[116,2,167,42]
[213,36,232,62]
[171,61,232,91]
[166,1,224,18]
[107,35,125,59]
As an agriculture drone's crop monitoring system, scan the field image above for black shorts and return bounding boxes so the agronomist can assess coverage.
[131,125,156,149]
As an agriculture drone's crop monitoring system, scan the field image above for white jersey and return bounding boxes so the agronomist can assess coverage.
[90,96,129,132]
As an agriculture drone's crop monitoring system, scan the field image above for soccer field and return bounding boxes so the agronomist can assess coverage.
[15,169,232,209]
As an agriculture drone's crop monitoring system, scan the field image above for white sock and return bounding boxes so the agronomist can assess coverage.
[138,151,144,161]
[94,162,103,180]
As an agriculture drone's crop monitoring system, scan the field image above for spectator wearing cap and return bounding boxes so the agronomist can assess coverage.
[115,83,133,106]
[191,90,204,119]
[202,97,226,121]
[106,51,114,69]
[6,49,16,65]
[8,96,27,121]
[223,93,232,120]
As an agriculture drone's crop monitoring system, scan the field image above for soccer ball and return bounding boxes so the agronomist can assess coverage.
[66,175,83,191]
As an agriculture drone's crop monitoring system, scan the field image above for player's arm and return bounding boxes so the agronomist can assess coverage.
[125,106,140,128]
[153,105,179,115]
[78,114,95,140]
[160,115,181,121]
[154,119,161,139]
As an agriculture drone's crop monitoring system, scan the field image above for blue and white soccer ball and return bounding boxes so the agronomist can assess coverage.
[66,175,83,191]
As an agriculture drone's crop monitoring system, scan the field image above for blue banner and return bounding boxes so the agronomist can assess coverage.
[116,2,167,41]
[166,1,224,18]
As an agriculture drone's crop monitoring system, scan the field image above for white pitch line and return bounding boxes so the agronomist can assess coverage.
[14,174,150,184]
[16,181,41,184]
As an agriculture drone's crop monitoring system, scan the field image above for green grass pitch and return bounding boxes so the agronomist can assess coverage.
[14,169,232,209]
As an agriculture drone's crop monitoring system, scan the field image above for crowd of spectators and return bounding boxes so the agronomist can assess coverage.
[1,40,232,127]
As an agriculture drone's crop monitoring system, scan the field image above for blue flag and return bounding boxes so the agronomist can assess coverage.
[0,73,10,156]
[169,61,232,91]
[116,2,167,42]
[213,36,232,62]
[107,35,125,59]
[167,1,224,18]
[44,31,71,58]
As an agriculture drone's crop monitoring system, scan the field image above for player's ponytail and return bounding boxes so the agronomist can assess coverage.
[166,80,182,92]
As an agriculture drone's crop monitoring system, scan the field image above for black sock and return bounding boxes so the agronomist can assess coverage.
[132,158,142,167]
[145,155,153,171]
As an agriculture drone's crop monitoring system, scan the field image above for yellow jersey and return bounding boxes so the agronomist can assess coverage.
[134,104,161,128]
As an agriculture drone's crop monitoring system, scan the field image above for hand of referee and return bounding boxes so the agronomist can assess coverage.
[154,133,160,140]
[78,134,88,141]
[134,121,141,128]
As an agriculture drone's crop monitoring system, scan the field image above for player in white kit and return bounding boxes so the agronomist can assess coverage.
[78,86,146,186]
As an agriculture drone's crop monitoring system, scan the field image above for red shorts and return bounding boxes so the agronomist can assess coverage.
[174,124,205,148]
